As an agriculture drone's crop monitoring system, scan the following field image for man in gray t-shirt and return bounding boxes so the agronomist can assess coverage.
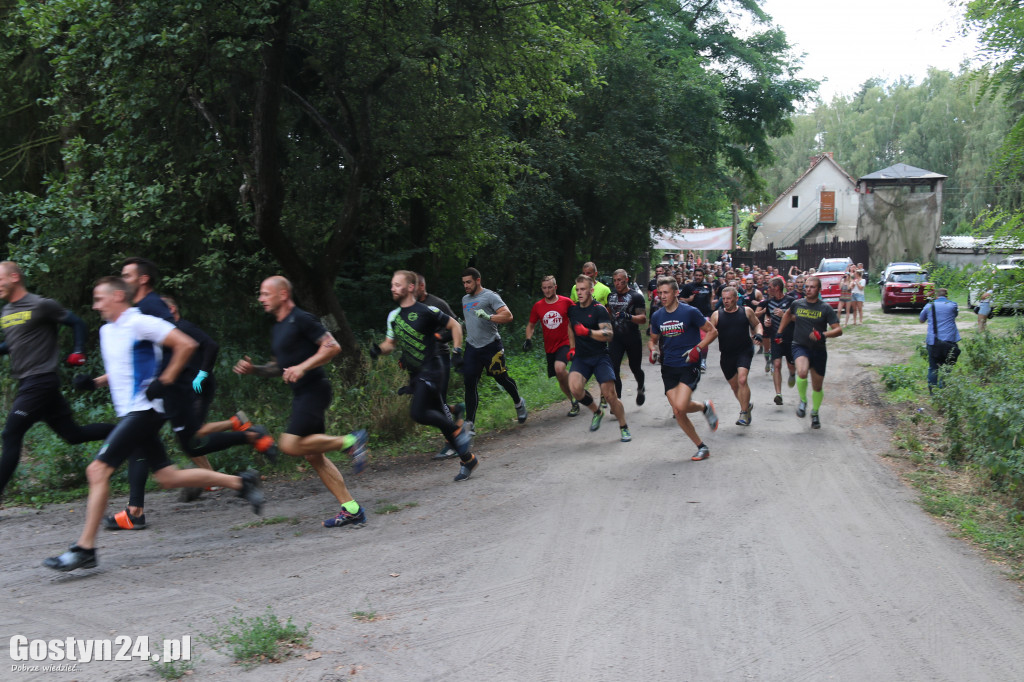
[460,267,526,427]
[0,261,114,504]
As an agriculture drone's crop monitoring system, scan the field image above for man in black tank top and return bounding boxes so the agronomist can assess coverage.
[709,287,763,427]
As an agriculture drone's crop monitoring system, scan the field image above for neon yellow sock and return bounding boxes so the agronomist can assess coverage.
[341,434,356,450]
[812,390,823,413]
[796,376,808,402]
[342,500,360,514]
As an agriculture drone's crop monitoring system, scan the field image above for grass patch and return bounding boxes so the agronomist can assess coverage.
[351,610,383,622]
[150,656,198,680]
[200,607,311,670]
[231,515,300,530]
[373,501,418,515]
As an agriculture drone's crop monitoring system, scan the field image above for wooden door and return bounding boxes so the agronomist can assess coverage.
[819,190,836,223]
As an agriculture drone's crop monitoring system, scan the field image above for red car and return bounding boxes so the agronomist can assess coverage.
[881,268,933,313]
[816,272,846,309]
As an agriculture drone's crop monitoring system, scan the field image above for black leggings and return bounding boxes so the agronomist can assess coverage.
[609,331,645,398]
[408,365,457,445]
[463,341,521,422]
[0,374,114,498]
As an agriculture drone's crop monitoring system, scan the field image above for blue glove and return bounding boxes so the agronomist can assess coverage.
[192,370,209,394]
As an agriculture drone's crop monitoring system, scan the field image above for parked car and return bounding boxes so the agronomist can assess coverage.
[878,261,922,292]
[815,271,846,309]
[816,257,854,274]
[880,268,933,313]
[968,262,1024,313]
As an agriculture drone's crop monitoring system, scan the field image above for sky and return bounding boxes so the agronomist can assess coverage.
[758,0,983,102]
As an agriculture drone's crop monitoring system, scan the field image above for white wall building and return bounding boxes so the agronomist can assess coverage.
[750,153,858,251]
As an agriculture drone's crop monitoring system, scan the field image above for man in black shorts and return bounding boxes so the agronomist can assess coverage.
[776,276,842,429]
[709,287,763,426]
[759,277,797,404]
[43,276,263,571]
[607,269,647,406]
[567,275,631,442]
[371,271,477,482]
[233,276,369,528]
[0,261,114,508]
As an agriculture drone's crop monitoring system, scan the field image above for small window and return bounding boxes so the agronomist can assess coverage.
[791,196,799,208]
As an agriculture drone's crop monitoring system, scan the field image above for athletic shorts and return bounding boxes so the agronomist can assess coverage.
[570,353,616,385]
[545,345,571,378]
[286,377,332,437]
[719,347,754,381]
[661,364,701,393]
[96,409,173,472]
[771,337,794,365]
[792,343,828,377]
[464,339,508,379]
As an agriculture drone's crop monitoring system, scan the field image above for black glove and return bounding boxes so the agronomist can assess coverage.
[522,338,533,352]
[452,348,465,373]
[369,344,381,360]
[753,333,763,343]
[73,374,95,392]
[145,379,167,401]
[397,384,413,396]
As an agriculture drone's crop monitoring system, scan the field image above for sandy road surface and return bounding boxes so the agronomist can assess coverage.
[3,310,1024,681]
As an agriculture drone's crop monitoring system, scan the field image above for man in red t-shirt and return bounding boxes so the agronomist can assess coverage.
[523,275,585,416]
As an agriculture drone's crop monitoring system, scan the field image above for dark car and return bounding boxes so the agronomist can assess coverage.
[881,268,933,313]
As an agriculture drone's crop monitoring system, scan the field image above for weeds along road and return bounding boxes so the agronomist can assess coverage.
[3,306,1024,681]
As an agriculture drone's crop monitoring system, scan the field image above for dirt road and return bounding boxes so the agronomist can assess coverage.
[4,309,1024,681]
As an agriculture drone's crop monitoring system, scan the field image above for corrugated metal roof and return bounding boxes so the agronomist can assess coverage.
[859,163,947,181]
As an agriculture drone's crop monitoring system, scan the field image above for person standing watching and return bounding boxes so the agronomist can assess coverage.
[919,287,961,392]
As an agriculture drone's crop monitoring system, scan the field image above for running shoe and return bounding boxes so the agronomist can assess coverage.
[454,455,478,482]
[43,545,97,572]
[433,443,458,460]
[692,444,710,461]
[238,470,264,515]
[103,508,146,530]
[465,420,476,437]
[453,423,473,457]
[515,399,528,424]
[620,426,632,442]
[590,409,604,432]
[179,487,203,503]
[699,359,707,374]
[765,355,772,373]
[736,411,749,426]
[567,401,580,417]
[229,410,252,431]
[774,394,783,405]
[703,400,718,432]
[636,387,646,406]
[810,413,821,429]
[323,506,366,528]
[248,424,279,464]
[347,429,370,474]
[788,374,796,388]
[796,401,807,418]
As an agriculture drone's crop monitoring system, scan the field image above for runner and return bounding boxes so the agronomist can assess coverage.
[607,269,647,405]
[416,274,462,460]
[680,267,714,372]
[233,276,369,529]
[121,257,174,322]
[776,276,843,429]
[460,267,527,428]
[0,261,114,507]
[43,276,263,571]
[566,275,632,442]
[648,277,719,461]
[570,262,611,305]
[759,277,798,404]
[160,296,278,504]
[370,271,477,482]
[709,287,763,426]
[524,275,581,416]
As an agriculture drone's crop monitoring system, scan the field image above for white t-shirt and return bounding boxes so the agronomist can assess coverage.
[853,277,866,295]
[100,307,176,417]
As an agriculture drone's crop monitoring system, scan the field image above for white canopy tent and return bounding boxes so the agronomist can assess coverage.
[652,227,733,251]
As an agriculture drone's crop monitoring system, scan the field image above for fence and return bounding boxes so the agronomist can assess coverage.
[735,238,870,276]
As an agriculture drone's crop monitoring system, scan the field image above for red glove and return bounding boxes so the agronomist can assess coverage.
[66,352,86,367]
[566,348,576,362]
[687,346,701,363]
[811,330,823,342]
[573,323,591,337]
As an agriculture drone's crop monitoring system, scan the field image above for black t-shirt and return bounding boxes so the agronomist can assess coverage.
[568,303,611,358]
[175,317,219,378]
[607,289,646,335]
[0,293,71,379]
[386,301,451,373]
[759,294,796,340]
[271,307,328,389]
[681,281,713,316]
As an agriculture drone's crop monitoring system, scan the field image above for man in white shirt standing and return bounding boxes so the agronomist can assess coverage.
[44,276,263,572]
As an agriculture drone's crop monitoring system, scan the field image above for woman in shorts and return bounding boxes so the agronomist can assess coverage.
[851,270,866,325]
[839,272,853,325]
